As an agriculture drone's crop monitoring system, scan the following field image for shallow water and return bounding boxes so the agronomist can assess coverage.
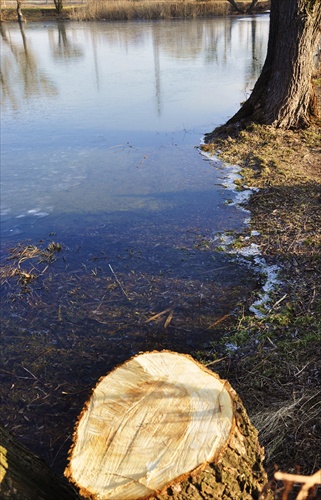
[1,16,268,237]
[0,16,269,472]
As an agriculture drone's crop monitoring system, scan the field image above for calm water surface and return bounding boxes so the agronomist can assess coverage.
[1,16,269,233]
[0,16,269,471]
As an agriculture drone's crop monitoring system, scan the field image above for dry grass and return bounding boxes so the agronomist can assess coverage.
[0,0,270,21]
[70,0,229,21]
[69,0,270,21]
[252,391,321,465]
[200,80,321,496]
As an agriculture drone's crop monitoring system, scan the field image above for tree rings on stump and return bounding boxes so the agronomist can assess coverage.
[65,351,270,499]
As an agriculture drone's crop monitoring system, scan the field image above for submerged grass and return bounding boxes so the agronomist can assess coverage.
[0,226,257,474]
[0,5,319,494]
[0,241,62,287]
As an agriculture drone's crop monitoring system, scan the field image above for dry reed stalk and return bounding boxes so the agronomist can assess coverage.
[71,0,230,21]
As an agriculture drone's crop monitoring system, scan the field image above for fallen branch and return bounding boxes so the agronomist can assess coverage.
[274,469,321,500]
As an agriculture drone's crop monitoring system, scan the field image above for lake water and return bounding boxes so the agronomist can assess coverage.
[1,16,269,236]
[0,15,269,471]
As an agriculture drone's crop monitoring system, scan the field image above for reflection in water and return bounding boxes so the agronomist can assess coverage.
[153,26,162,116]
[0,17,269,227]
[0,23,57,111]
[0,16,269,474]
[48,22,84,61]
[1,17,268,117]
[85,17,268,111]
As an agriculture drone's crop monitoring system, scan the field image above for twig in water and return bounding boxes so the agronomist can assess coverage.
[164,309,174,329]
[145,307,172,323]
[108,264,130,300]
[50,434,72,468]
[206,314,231,330]
[92,295,106,315]
[22,366,38,380]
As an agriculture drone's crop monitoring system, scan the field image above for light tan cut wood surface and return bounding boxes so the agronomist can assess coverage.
[65,351,234,500]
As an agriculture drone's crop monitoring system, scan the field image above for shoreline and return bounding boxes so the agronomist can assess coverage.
[1,6,319,492]
[0,1,270,22]
[201,80,321,487]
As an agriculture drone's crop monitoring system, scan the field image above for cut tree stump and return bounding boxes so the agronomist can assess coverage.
[65,351,272,500]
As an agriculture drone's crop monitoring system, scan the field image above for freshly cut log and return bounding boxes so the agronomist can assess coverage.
[65,351,271,500]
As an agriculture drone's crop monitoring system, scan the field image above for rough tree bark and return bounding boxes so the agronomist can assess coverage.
[212,0,321,131]
[0,424,79,499]
[65,351,272,500]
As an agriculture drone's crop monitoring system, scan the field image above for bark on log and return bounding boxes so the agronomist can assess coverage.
[0,423,79,499]
[65,351,272,500]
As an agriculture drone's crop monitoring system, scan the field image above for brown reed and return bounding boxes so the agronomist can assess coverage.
[70,0,235,21]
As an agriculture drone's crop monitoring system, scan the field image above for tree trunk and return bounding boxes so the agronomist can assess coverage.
[65,351,272,500]
[16,0,24,23]
[53,0,63,14]
[247,0,259,14]
[226,0,244,14]
[0,424,79,499]
[219,0,321,130]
